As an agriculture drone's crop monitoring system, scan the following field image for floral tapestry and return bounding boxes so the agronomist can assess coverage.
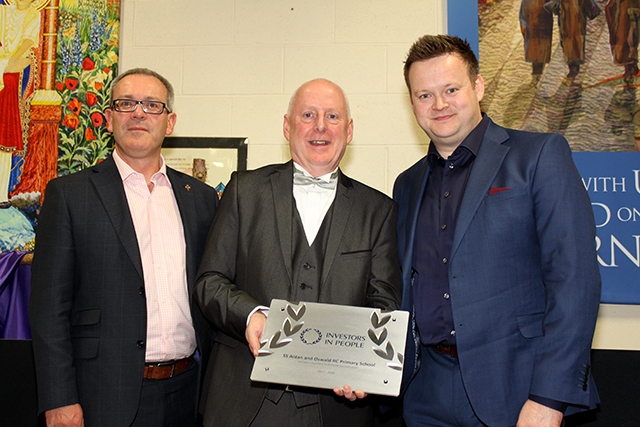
[0,0,120,252]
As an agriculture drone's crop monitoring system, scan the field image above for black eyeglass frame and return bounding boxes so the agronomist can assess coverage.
[111,99,171,115]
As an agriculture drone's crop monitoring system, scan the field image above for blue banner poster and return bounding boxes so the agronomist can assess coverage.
[574,152,640,303]
[465,1,640,304]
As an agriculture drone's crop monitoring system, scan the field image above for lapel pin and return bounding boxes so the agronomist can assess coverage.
[185,185,191,191]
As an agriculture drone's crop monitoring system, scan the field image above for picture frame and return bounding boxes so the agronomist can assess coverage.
[161,137,248,194]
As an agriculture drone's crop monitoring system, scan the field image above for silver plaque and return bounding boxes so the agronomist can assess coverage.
[250,299,409,396]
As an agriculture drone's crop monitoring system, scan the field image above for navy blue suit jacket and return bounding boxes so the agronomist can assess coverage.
[30,155,217,426]
[393,119,601,426]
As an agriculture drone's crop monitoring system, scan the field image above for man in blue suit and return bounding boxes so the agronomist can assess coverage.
[394,35,601,427]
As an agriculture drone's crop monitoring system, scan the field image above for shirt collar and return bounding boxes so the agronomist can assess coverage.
[292,161,338,183]
[427,113,489,165]
[112,149,170,186]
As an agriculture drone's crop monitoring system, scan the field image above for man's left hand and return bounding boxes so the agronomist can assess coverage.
[333,384,367,402]
[516,399,563,427]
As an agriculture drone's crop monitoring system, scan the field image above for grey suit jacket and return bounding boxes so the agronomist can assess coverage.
[29,155,217,426]
[195,161,402,427]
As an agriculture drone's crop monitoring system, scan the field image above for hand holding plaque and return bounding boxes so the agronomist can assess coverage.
[250,299,409,396]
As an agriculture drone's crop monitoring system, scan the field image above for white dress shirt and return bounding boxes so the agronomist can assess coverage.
[292,162,338,245]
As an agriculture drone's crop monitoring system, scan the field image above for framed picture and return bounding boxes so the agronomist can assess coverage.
[161,137,248,195]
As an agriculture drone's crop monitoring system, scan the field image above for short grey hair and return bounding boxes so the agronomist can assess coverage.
[109,68,175,112]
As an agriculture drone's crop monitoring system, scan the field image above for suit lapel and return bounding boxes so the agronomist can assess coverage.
[452,121,510,257]
[321,170,352,286]
[405,158,430,259]
[167,168,197,290]
[89,156,143,279]
[401,157,430,307]
[272,162,295,285]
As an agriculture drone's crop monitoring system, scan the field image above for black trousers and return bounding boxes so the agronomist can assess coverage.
[130,360,200,427]
[250,390,322,427]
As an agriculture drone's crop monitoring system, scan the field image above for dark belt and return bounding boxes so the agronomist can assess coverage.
[431,344,458,358]
[143,355,194,380]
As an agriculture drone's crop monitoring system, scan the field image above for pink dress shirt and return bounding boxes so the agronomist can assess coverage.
[113,150,196,363]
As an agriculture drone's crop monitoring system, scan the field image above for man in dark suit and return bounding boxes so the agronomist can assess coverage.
[394,35,601,427]
[29,68,217,427]
[194,78,402,427]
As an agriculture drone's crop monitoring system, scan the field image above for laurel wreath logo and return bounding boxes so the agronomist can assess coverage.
[299,328,322,345]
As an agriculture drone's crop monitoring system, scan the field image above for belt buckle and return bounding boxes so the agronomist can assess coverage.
[284,385,292,392]
[169,362,176,378]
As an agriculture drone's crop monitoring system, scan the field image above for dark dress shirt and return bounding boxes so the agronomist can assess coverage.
[412,115,488,346]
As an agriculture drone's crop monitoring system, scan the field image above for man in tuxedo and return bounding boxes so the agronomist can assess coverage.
[29,68,217,427]
[194,78,402,427]
[394,35,601,427]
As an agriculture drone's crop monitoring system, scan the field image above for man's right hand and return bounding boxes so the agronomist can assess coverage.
[246,311,267,357]
[45,404,84,427]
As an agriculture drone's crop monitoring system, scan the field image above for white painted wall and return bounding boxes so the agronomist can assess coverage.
[119,0,444,195]
[118,0,639,350]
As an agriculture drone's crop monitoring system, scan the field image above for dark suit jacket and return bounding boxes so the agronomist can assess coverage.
[394,119,601,427]
[29,155,217,426]
[194,161,402,427]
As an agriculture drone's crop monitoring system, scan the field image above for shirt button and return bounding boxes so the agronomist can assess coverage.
[443,293,450,300]
[440,224,447,230]
[449,164,454,169]
[442,258,448,264]
[444,191,450,198]
[450,330,456,337]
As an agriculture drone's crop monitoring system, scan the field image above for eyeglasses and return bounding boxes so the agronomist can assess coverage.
[111,99,170,114]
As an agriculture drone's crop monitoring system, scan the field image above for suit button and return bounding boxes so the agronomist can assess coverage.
[138,287,145,296]
[300,283,312,289]
[303,263,315,270]
[443,293,450,300]
[137,340,145,348]
[442,258,448,264]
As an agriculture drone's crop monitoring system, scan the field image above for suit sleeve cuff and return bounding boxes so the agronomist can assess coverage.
[528,394,568,413]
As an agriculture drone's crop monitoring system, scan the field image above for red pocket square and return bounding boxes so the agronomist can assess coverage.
[489,186,511,195]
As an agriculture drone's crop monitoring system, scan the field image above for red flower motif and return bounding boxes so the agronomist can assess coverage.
[68,98,82,116]
[65,78,79,91]
[62,114,79,130]
[91,112,104,127]
[94,81,103,91]
[55,81,64,92]
[86,92,98,107]
[82,57,95,71]
[103,67,111,74]
[85,127,97,141]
